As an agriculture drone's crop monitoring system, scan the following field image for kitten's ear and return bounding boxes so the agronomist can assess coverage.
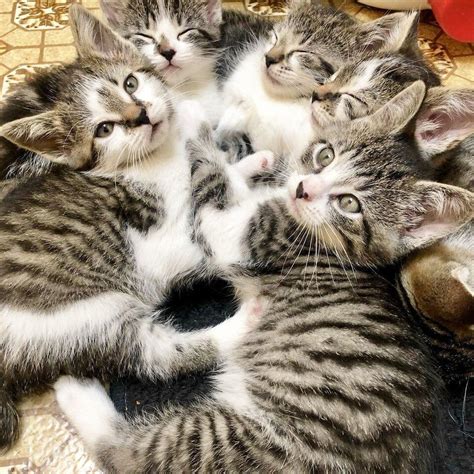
[205,0,222,25]
[414,87,474,160]
[451,265,474,298]
[403,181,474,249]
[358,80,426,136]
[69,4,135,58]
[360,11,419,53]
[0,112,63,159]
[99,0,126,29]
[0,112,88,168]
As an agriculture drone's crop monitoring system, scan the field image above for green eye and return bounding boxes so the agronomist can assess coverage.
[338,194,361,213]
[316,147,335,167]
[95,122,115,138]
[124,74,139,94]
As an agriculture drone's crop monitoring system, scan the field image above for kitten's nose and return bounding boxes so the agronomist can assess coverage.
[124,106,150,128]
[311,91,321,103]
[295,181,310,200]
[265,54,281,68]
[136,107,151,126]
[160,49,176,62]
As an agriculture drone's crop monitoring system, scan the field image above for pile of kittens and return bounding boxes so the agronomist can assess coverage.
[0,0,472,471]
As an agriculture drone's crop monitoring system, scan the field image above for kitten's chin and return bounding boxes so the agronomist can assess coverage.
[262,68,307,99]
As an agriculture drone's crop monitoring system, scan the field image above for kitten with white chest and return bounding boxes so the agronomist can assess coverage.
[216,3,428,165]
[0,5,257,451]
[56,81,474,472]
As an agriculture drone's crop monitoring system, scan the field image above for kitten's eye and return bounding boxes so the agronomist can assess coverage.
[178,28,201,39]
[95,122,115,138]
[316,147,334,167]
[124,75,138,94]
[338,194,361,213]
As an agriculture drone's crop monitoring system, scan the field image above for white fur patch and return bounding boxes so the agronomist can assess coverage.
[0,292,147,368]
[219,48,315,163]
[55,376,120,445]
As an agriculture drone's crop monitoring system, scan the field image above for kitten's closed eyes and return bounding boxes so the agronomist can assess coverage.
[101,0,221,87]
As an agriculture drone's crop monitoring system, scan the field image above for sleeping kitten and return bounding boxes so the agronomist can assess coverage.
[216,4,423,163]
[0,5,256,451]
[56,82,473,472]
[311,53,440,128]
[100,0,224,124]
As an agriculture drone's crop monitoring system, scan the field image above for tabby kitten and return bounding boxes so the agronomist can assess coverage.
[56,82,473,472]
[0,5,254,451]
[216,4,427,164]
[100,0,224,124]
[310,11,440,127]
[311,58,474,382]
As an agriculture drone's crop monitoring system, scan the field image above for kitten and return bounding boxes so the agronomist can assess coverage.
[215,4,424,163]
[99,0,224,124]
[311,53,440,128]
[0,5,255,451]
[307,38,474,380]
[56,82,473,472]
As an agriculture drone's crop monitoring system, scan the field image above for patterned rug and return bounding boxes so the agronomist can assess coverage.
[0,0,472,472]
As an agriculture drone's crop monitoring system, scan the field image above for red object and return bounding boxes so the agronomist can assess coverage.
[429,0,474,42]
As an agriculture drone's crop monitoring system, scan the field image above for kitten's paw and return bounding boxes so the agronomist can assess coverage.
[210,296,267,354]
[55,377,117,443]
[234,151,275,179]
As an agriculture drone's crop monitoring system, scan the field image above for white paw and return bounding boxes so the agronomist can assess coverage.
[211,296,267,354]
[54,376,117,443]
[234,151,275,179]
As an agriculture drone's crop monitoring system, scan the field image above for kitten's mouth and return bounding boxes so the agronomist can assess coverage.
[265,68,283,86]
[151,121,162,134]
[162,63,180,73]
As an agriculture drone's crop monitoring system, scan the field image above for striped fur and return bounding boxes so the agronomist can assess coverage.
[56,82,474,472]
[0,6,258,452]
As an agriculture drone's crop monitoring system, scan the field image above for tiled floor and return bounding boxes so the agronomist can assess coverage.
[0,0,473,472]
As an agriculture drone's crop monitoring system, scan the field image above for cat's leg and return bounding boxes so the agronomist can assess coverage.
[1,292,257,385]
[55,299,269,473]
[231,150,275,180]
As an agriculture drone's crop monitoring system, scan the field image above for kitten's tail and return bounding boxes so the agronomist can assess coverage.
[0,381,20,452]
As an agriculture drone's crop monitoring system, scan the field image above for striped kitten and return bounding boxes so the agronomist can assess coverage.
[100,0,224,124]
[311,38,440,127]
[0,5,256,451]
[318,58,474,379]
[215,5,423,163]
[56,82,473,472]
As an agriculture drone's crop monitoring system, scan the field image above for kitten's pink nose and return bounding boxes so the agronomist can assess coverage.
[295,181,310,200]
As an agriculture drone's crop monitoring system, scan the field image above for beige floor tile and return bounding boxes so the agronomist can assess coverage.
[0,0,14,14]
[43,44,76,62]
[3,27,42,47]
[1,47,40,68]
[44,26,74,45]
[0,14,17,37]
[453,55,474,81]
[445,73,474,88]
